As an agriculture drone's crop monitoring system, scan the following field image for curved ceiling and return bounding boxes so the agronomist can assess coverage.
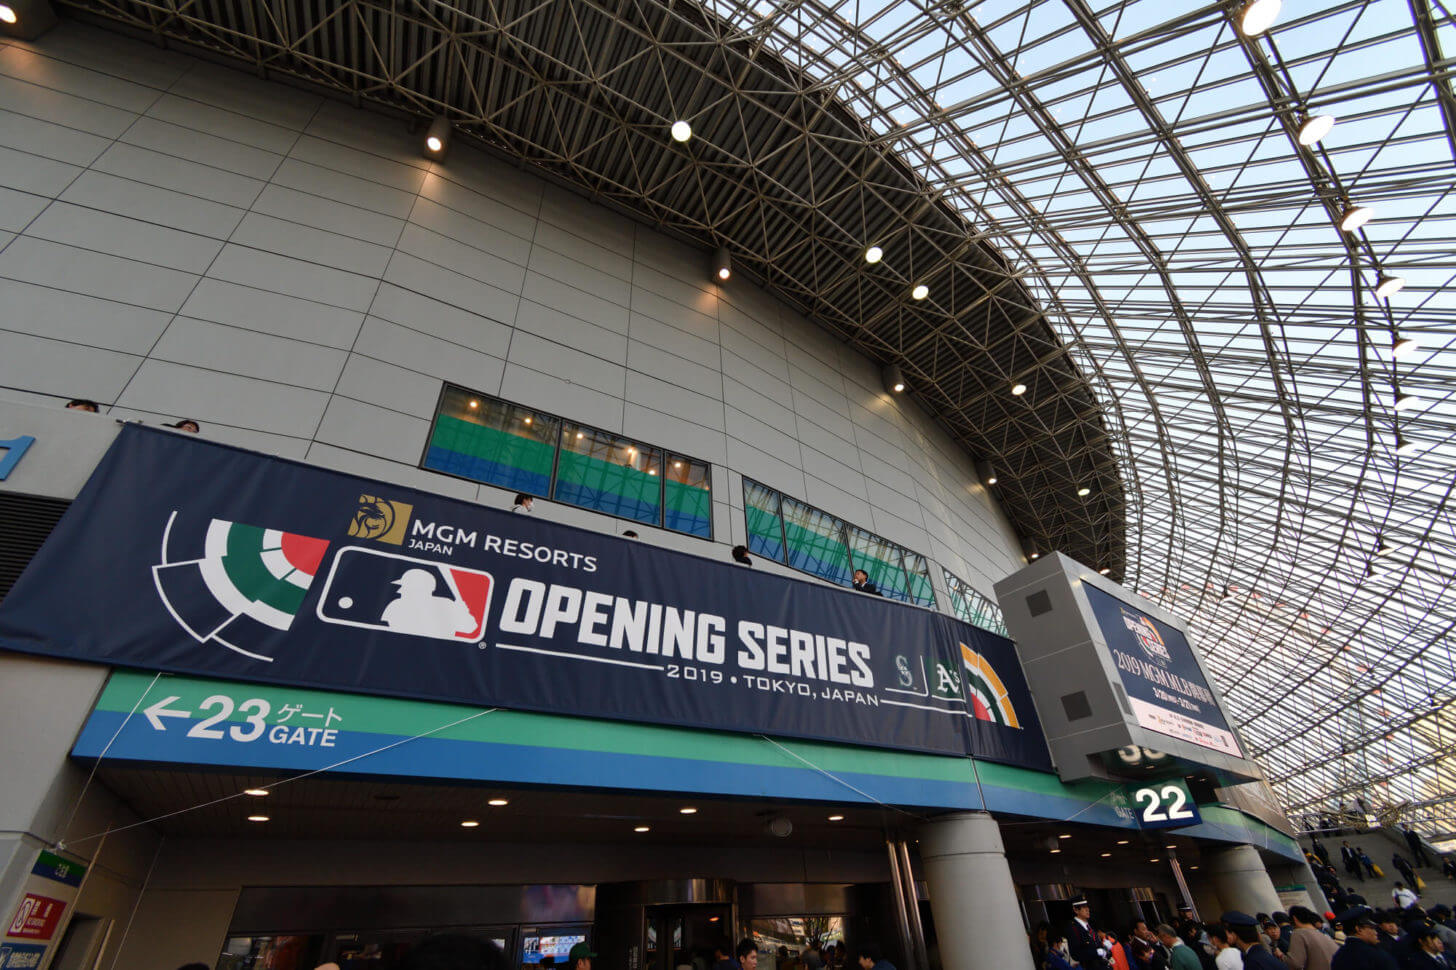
[56,0,1456,835]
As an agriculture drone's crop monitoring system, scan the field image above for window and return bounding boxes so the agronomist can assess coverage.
[422,386,712,538]
[742,479,935,607]
[942,567,1007,634]
[555,424,662,526]
[423,388,559,496]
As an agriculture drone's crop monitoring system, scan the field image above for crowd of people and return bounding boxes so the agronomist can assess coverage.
[1031,896,1455,970]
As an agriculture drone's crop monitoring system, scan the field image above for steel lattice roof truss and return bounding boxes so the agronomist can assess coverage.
[55,0,1456,835]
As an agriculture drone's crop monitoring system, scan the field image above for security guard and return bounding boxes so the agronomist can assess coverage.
[1331,908,1400,970]
[1066,898,1111,970]
[1221,912,1286,970]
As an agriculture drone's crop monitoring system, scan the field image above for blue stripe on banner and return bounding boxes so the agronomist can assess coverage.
[424,446,551,496]
[72,710,982,809]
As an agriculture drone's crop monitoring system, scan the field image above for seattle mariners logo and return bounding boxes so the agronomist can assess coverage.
[1121,608,1171,664]
[348,495,412,544]
[895,655,914,687]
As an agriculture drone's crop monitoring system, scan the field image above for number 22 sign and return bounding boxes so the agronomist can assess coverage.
[1128,779,1202,829]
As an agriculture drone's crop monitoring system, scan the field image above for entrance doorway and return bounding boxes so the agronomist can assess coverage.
[644,904,732,970]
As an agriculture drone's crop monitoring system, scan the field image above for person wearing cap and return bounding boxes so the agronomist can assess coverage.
[1331,910,1398,970]
[1403,922,1452,970]
[1067,899,1111,970]
[1287,907,1339,970]
[1273,914,1295,956]
[567,942,596,970]
[1220,913,1284,970]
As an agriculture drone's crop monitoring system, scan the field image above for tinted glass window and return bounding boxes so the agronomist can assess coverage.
[744,480,787,561]
[555,424,663,525]
[780,497,853,586]
[664,454,712,537]
[423,388,558,496]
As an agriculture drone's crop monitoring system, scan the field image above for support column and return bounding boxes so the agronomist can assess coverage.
[919,812,1033,970]
[1203,844,1284,915]
[1299,861,1332,915]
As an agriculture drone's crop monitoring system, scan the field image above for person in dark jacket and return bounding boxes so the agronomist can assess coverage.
[1332,911,1400,970]
[851,569,882,596]
[1066,899,1111,970]
[1220,912,1284,970]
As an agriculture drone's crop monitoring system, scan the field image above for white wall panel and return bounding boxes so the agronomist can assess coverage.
[0,22,1026,615]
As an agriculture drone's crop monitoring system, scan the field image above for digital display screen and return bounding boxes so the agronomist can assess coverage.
[522,935,586,965]
[1084,584,1241,756]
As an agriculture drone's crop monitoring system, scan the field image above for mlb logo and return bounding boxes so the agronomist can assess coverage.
[316,547,492,642]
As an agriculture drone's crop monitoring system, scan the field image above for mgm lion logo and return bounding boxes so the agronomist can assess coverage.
[348,495,413,545]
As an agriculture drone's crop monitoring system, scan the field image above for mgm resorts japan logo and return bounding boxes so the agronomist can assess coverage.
[348,495,413,544]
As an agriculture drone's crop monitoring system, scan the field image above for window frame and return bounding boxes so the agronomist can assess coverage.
[420,384,715,541]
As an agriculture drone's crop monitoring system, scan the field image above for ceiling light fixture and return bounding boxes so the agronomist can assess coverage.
[828,814,845,821]
[1236,0,1281,36]
[670,120,692,142]
[1058,833,1072,839]
[1395,434,1419,456]
[423,115,451,159]
[1100,852,1112,858]
[1392,330,1418,358]
[1339,204,1374,232]
[712,246,731,282]
[247,815,270,822]
[911,284,929,300]
[1021,537,1040,562]
[1098,567,1111,575]
[1395,391,1420,411]
[864,245,883,264]
[882,363,906,394]
[1376,275,1406,300]
[1117,839,1130,845]
[488,798,509,807]
[244,788,269,797]
[679,807,698,815]
[974,459,997,487]
[1077,486,1091,497]
[1375,537,1394,557]
[0,0,58,38]
[468,400,479,409]
[1297,114,1335,146]
[0,6,16,24]
[1050,848,1062,854]
[1011,382,1027,396]
[460,820,480,828]
[634,825,651,833]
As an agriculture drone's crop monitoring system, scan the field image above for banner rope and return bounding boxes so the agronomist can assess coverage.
[56,671,164,850]
[56,704,499,851]
[756,735,929,820]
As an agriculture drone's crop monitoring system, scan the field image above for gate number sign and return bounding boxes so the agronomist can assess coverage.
[1128,778,1202,829]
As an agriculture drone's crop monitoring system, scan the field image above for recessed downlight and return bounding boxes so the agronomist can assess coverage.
[679,807,698,814]
[244,788,269,797]
[0,6,17,24]
[247,814,270,822]
[488,798,509,807]
[461,819,481,827]
[1058,833,1072,839]
[671,120,692,142]
[1050,848,1062,854]
[1101,852,1112,858]
[1117,839,1130,845]
[828,814,845,822]
[634,825,651,833]
[864,245,883,264]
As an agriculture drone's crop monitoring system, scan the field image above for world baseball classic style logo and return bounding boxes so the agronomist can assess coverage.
[153,514,331,661]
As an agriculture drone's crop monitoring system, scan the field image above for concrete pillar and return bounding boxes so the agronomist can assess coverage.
[1203,844,1284,915]
[919,812,1033,970]
[1299,862,1332,915]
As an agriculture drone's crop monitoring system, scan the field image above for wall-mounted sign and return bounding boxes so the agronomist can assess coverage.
[3,426,1050,769]
[1084,585,1240,757]
[0,850,85,970]
[0,435,35,481]
[1128,778,1203,829]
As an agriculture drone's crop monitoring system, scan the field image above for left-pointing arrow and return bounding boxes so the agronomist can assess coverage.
[143,696,192,731]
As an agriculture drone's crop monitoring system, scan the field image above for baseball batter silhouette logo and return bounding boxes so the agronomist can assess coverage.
[316,547,493,642]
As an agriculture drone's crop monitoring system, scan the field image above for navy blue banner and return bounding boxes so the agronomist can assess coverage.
[1084,584,1241,757]
[0,426,1050,767]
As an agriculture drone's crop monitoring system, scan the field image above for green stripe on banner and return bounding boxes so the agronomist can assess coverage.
[222,523,304,616]
[91,671,980,782]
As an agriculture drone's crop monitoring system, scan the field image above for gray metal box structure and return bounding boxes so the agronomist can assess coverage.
[995,553,1261,784]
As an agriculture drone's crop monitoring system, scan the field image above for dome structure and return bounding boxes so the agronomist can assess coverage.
[55,0,1456,838]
